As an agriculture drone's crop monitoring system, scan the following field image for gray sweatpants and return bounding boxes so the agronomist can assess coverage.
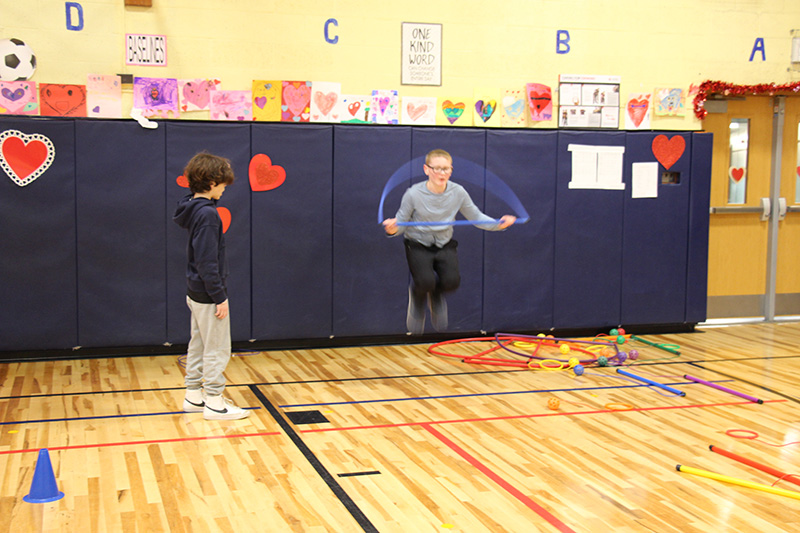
[185,296,231,396]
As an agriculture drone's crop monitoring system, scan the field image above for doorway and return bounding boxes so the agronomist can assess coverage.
[704,95,800,320]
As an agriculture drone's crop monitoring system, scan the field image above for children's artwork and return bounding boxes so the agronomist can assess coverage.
[526,83,552,122]
[179,78,220,112]
[558,75,620,129]
[500,89,526,127]
[654,88,685,116]
[39,83,87,117]
[0,80,38,115]
[0,129,55,187]
[252,80,281,121]
[310,81,341,123]
[87,74,122,118]
[370,90,399,125]
[437,97,471,126]
[210,90,252,121]
[281,81,311,122]
[133,77,179,118]
[625,93,651,129]
[337,95,371,124]
[473,89,500,127]
[401,96,436,125]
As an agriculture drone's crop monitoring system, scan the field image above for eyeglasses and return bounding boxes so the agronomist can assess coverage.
[425,165,453,174]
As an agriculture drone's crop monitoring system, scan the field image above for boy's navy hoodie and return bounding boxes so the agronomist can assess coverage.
[173,194,229,305]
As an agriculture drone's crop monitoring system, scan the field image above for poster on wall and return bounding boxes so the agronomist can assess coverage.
[558,74,620,129]
[401,22,442,86]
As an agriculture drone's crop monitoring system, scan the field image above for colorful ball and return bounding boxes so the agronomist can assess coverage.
[617,352,628,364]
[560,344,571,354]
[573,364,584,376]
[547,397,560,410]
[616,335,626,344]
[618,328,626,335]
[568,357,579,367]
[597,356,608,367]
[600,347,613,357]
[628,349,639,360]
[609,328,618,336]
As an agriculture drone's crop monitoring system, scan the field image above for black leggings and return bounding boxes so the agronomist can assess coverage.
[404,239,461,298]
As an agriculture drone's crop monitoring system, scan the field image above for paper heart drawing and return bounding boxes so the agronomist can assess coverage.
[348,102,361,116]
[249,153,286,192]
[474,99,496,123]
[407,103,427,121]
[0,129,56,187]
[282,81,311,122]
[651,134,686,170]
[526,83,552,121]
[0,81,38,115]
[502,96,524,119]
[181,79,218,111]
[370,90,398,124]
[729,167,746,183]
[441,100,465,124]
[626,95,650,129]
[39,83,87,117]
[313,91,337,117]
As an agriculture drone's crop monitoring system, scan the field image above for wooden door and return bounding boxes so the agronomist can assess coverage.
[776,96,800,316]
[705,96,773,318]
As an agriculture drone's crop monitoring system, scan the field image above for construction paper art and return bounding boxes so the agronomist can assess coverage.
[501,88,526,127]
[654,87,685,116]
[0,129,55,187]
[133,77,179,118]
[252,80,281,121]
[437,97,471,126]
[526,83,552,122]
[39,83,87,117]
[625,93,651,129]
[282,81,311,122]
[249,153,286,192]
[370,90,399,125]
[0,80,37,115]
[210,90,252,121]
[310,81,341,123]
[179,78,220,112]
[337,95,371,124]
[87,74,122,118]
[401,96,436,125]
[473,88,500,127]
[651,134,685,170]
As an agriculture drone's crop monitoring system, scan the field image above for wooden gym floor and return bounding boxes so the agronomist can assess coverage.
[1,321,799,532]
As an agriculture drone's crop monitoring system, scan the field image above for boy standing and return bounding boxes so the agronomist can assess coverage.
[383,149,516,334]
[173,152,249,420]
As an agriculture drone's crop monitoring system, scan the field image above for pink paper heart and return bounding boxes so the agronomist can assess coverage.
[255,96,267,109]
[378,96,390,115]
[313,91,337,116]
[283,83,311,116]
[627,98,649,128]
[182,80,213,109]
[407,103,427,121]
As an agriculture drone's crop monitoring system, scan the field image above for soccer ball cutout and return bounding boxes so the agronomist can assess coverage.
[0,38,37,81]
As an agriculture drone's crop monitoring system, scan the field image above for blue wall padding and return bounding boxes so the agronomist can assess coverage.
[165,122,252,343]
[554,131,627,329]
[0,119,77,350]
[333,125,411,336]
[687,132,713,323]
[411,128,487,332]
[621,132,691,325]
[0,116,713,354]
[250,124,334,340]
[483,130,558,332]
[75,121,167,347]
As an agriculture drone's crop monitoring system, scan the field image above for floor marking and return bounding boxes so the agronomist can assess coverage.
[688,362,800,405]
[301,399,786,434]
[337,471,381,478]
[0,407,260,426]
[249,385,378,533]
[423,423,576,533]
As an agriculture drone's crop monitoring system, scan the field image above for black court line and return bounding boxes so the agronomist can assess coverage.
[688,361,800,405]
[248,385,378,533]
[338,471,381,478]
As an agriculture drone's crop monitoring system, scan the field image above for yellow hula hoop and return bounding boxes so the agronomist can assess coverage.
[604,402,635,411]
[527,358,570,371]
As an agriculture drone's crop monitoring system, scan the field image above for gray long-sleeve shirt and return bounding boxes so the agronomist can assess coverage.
[393,181,503,247]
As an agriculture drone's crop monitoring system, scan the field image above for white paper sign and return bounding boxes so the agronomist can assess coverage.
[567,144,625,190]
[401,22,442,86]
[632,162,659,198]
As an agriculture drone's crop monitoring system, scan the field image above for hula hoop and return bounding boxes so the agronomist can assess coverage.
[604,402,635,411]
[378,156,530,227]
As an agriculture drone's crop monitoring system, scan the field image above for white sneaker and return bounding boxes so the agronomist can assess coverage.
[204,395,250,420]
[183,389,205,413]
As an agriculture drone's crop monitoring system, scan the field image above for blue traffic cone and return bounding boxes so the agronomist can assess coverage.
[23,449,64,503]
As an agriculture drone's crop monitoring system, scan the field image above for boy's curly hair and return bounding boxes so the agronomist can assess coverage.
[184,152,235,194]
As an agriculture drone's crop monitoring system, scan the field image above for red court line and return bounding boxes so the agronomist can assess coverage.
[301,399,786,434]
[423,423,576,533]
[0,430,282,456]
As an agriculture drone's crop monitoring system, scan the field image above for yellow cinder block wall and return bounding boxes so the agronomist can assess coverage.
[3,0,799,129]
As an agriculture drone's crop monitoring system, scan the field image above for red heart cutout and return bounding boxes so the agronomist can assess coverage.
[729,167,745,182]
[217,207,231,233]
[249,154,286,192]
[651,135,686,170]
[0,130,55,186]
[627,98,649,128]
[796,166,800,178]
[347,101,361,116]
[176,175,189,188]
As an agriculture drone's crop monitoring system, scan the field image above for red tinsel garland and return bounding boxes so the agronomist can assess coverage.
[693,80,800,120]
